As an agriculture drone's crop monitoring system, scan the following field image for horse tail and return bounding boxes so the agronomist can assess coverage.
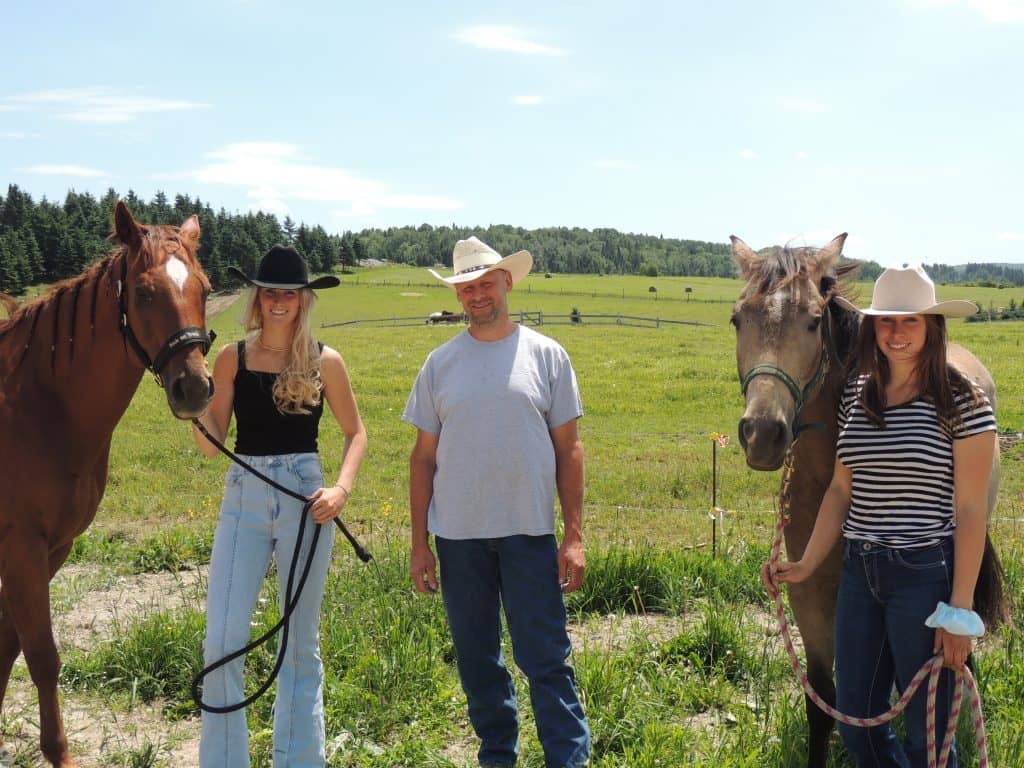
[973,533,1010,630]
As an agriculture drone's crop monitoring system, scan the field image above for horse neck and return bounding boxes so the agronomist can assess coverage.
[5,259,146,441]
[789,314,849,492]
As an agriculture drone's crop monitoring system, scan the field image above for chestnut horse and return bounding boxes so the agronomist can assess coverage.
[0,202,215,767]
[730,234,1006,767]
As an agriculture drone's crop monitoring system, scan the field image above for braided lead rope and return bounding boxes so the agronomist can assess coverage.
[767,451,989,768]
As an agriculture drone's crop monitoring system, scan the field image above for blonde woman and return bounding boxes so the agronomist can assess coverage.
[192,245,367,767]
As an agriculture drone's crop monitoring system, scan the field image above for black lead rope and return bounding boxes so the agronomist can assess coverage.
[190,418,372,714]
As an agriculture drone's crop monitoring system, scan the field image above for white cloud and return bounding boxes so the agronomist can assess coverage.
[998,231,1024,241]
[184,142,463,215]
[514,95,543,106]
[781,98,828,114]
[594,159,637,170]
[26,164,106,177]
[454,25,567,56]
[740,149,758,159]
[795,151,810,160]
[0,131,30,139]
[8,87,209,123]
[334,202,378,218]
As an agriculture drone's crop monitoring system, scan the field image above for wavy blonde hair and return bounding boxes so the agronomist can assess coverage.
[241,287,323,415]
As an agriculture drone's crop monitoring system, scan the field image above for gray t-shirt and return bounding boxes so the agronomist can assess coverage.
[402,325,583,539]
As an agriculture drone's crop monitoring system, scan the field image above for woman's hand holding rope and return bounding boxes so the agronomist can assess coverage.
[307,484,349,524]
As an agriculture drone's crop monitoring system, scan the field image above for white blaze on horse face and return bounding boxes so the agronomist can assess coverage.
[767,289,787,328]
[166,257,189,293]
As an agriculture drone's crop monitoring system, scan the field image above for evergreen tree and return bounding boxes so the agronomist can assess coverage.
[283,216,297,243]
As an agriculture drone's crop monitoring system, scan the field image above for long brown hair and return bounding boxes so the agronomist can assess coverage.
[853,314,980,428]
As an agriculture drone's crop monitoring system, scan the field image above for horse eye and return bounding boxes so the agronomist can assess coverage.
[808,316,822,331]
[135,285,155,303]
[729,313,740,329]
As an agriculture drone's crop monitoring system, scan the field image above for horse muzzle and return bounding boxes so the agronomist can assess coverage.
[738,413,792,471]
[165,358,215,420]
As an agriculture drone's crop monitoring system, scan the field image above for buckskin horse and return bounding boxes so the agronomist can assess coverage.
[0,202,215,767]
[729,234,1006,767]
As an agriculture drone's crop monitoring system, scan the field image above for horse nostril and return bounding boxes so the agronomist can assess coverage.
[738,418,754,447]
[171,377,187,403]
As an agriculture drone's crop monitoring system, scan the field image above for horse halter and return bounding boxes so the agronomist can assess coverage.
[739,306,833,437]
[116,250,215,386]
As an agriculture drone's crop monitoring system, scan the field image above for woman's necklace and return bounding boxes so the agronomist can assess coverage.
[257,335,289,353]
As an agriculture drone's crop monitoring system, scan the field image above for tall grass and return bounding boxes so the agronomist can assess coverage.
[60,540,1024,766]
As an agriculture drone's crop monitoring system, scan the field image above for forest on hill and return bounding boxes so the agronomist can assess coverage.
[2,185,1022,295]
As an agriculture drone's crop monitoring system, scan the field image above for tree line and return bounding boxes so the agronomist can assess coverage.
[0,185,363,295]
[2,184,1021,296]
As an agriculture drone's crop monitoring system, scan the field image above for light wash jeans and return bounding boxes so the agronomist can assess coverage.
[200,453,334,768]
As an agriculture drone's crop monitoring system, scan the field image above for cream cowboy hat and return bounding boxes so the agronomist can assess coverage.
[834,263,977,317]
[428,236,533,287]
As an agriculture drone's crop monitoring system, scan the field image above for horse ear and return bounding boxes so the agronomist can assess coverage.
[179,215,201,248]
[114,201,143,251]
[730,235,760,279]
[807,233,847,278]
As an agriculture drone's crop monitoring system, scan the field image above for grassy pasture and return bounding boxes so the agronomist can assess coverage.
[30,269,1024,766]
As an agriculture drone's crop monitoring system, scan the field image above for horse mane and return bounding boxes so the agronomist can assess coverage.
[0,253,118,342]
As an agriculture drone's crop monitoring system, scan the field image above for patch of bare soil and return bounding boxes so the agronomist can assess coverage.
[569,612,688,654]
[53,566,207,651]
[206,291,240,320]
[2,567,207,767]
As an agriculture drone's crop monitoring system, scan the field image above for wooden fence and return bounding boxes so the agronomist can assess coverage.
[322,311,713,329]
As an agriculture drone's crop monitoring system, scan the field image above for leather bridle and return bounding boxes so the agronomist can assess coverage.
[116,250,215,386]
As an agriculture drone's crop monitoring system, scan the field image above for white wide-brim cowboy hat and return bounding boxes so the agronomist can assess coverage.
[428,236,533,287]
[834,263,976,317]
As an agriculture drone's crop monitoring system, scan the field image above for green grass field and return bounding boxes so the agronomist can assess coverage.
[15,268,1023,766]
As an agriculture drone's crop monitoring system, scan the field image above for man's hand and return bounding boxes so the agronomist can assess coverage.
[558,538,585,593]
[410,545,439,594]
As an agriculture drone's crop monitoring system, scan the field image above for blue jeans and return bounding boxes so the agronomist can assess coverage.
[200,453,334,768]
[835,538,958,768]
[436,535,590,768]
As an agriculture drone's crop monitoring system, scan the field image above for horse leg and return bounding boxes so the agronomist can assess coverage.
[0,537,75,768]
[788,574,839,768]
[0,589,23,749]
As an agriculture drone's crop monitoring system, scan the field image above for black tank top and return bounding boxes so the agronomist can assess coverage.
[232,340,324,456]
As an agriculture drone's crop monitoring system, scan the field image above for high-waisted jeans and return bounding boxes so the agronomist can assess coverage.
[199,453,334,768]
[835,537,958,768]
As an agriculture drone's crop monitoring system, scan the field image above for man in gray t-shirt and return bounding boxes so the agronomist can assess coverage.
[403,236,590,768]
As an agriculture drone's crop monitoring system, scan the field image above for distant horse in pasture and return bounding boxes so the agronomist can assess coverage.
[0,202,215,767]
[729,234,1006,768]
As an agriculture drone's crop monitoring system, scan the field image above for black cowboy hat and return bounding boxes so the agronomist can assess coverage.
[227,245,340,290]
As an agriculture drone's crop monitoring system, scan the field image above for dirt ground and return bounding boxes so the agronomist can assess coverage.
[1,567,206,767]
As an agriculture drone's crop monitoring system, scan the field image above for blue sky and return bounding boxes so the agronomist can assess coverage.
[2,0,1022,265]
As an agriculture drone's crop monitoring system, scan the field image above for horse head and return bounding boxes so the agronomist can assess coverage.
[113,201,215,419]
[730,233,853,470]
